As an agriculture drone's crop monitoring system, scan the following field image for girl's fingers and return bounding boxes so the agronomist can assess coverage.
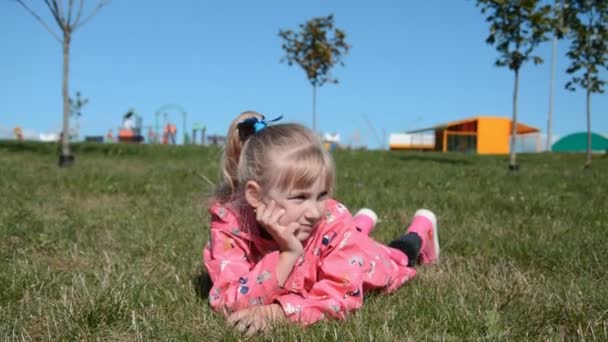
[246,320,261,336]
[286,222,300,235]
[255,204,265,222]
[259,200,274,223]
[267,208,285,228]
[264,200,276,222]
[229,306,278,336]
[227,310,245,325]
[236,319,249,332]
[258,200,283,228]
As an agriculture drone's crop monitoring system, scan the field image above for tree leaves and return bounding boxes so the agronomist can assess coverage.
[563,0,608,94]
[476,0,553,71]
[278,14,350,88]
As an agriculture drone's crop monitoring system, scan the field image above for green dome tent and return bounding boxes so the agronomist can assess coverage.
[552,132,608,152]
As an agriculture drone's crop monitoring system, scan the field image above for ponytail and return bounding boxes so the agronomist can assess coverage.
[219,111,263,200]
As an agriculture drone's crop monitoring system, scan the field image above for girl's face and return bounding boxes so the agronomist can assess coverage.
[265,175,329,242]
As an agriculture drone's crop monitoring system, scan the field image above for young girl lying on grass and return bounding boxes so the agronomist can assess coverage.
[203,111,440,334]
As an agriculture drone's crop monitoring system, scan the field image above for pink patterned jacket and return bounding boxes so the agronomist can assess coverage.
[203,199,417,326]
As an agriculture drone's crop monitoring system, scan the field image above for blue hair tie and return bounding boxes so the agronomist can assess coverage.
[237,115,283,140]
[254,115,283,132]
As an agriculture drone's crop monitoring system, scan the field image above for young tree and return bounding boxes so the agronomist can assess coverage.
[563,0,607,168]
[279,14,350,132]
[12,0,110,167]
[547,0,566,152]
[476,0,553,170]
[68,91,89,140]
[69,91,89,118]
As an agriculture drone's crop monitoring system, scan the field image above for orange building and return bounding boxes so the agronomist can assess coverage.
[391,116,540,155]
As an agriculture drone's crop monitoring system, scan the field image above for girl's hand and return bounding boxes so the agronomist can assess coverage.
[227,303,286,335]
[256,200,303,255]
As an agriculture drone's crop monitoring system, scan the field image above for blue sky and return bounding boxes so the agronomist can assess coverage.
[1,0,606,149]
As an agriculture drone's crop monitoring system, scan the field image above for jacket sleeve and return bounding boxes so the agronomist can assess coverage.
[204,208,288,315]
[275,215,366,326]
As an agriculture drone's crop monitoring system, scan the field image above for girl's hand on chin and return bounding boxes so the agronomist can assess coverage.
[255,200,303,255]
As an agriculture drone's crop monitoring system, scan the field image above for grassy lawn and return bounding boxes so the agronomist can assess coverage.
[1,141,606,341]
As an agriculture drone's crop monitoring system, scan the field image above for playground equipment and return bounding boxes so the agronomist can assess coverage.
[207,134,227,146]
[155,104,187,144]
[192,123,206,145]
[118,109,144,143]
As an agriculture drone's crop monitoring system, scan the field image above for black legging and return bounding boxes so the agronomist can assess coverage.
[388,232,422,267]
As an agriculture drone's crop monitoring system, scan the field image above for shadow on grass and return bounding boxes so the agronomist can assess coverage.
[192,270,213,300]
[392,153,473,165]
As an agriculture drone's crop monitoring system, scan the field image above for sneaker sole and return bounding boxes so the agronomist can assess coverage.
[355,208,378,225]
[414,209,439,263]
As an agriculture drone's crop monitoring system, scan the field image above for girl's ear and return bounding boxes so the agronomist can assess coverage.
[244,180,263,208]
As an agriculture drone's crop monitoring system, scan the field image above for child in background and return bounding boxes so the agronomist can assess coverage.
[203,111,440,334]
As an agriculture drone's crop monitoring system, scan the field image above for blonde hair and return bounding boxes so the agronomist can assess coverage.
[215,111,335,204]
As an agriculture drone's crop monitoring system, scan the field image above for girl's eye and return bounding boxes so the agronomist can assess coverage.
[317,191,328,200]
[289,194,307,201]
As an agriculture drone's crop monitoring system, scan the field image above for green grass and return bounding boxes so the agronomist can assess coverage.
[1,140,607,341]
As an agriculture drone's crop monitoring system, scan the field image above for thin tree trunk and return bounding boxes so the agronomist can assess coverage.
[312,84,317,132]
[547,0,565,152]
[182,111,187,145]
[585,72,592,168]
[547,30,557,152]
[583,8,593,169]
[510,68,519,170]
[155,112,159,144]
[61,31,71,158]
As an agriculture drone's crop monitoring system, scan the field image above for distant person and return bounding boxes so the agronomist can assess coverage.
[13,127,23,140]
[203,111,440,334]
[169,124,177,144]
[164,123,177,145]
[148,128,156,143]
[106,129,114,143]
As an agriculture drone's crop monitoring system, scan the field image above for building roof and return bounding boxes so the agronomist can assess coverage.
[406,116,540,134]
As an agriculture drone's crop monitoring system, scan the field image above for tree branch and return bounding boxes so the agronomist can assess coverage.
[54,0,64,21]
[67,0,74,26]
[73,0,85,28]
[74,0,110,31]
[15,0,62,43]
[44,0,66,30]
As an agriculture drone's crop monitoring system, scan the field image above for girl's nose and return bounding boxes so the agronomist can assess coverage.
[305,202,323,221]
